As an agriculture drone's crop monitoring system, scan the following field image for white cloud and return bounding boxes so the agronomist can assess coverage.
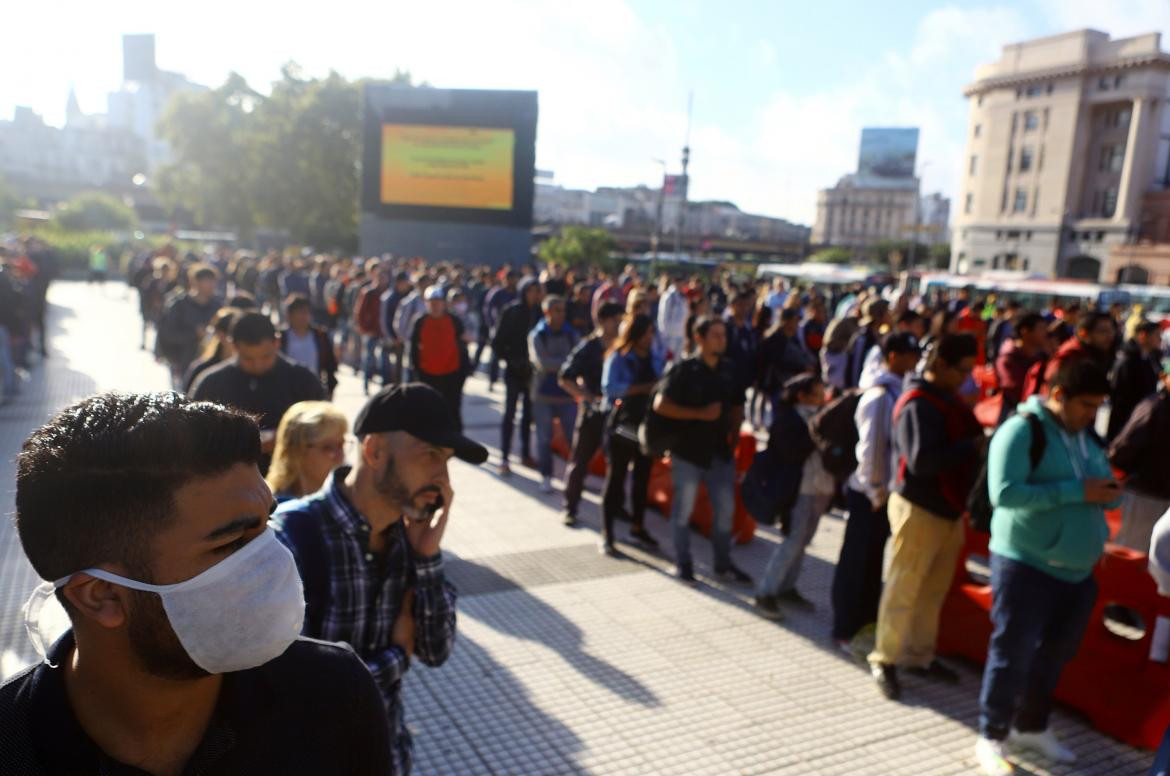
[1036,0,1170,41]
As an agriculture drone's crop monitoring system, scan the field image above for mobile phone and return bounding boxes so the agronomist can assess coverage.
[418,493,445,520]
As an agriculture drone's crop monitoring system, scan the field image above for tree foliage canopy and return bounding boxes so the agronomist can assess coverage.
[52,191,138,231]
[538,226,615,268]
[156,66,419,251]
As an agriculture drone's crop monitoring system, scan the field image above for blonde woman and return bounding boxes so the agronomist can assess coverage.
[267,401,350,503]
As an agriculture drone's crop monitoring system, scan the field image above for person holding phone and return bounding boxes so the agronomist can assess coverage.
[272,383,487,775]
[974,358,1120,776]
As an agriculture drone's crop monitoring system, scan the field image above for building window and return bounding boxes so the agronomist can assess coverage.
[1006,230,1021,239]
[1107,108,1132,129]
[1011,112,1018,134]
[1099,76,1111,91]
[1099,144,1124,172]
[996,230,1003,240]
[1047,82,1054,95]
[1096,231,1105,241]
[1102,186,1118,217]
[1024,111,1039,131]
[1025,231,1032,240]
[969,155,977,175]
[1114,74,1124,89]
[1014,188,1027,212]
[1019,146,1034,172]
[974,123,981,138]
[1025,84,1043,98]
[1022,258,1030,270]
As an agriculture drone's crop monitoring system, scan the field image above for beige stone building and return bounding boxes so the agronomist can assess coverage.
[951,29,1170,280]
[811,175,919,253]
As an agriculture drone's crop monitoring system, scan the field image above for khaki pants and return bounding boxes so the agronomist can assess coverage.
[869,492,965,668]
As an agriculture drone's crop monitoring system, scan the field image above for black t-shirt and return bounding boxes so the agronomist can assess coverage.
[559,335,606,397]
[661,355,745,467]
[0,632,393,775]
[190,356,326,431]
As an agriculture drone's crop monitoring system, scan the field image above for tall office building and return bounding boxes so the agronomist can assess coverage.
[951,29,1170,280]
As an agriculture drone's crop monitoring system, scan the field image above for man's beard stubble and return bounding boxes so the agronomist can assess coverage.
[126,588,209,681]
[374,454,440,521]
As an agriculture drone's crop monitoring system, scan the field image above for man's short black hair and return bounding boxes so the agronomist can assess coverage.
[896,310,921,326]
[191,265,218,283]
[231,312,277,344]
[1077,311,1114,334]
[1050,357,1110,398]
[1135,320,1161,337]
[16,392,261,587]
[284,294,311,315]
[1014,312,1045,335]
[694,315,727,339]
[929,333,979,369]
[597,301,624,321]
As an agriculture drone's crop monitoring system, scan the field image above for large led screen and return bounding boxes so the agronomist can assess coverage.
[380,125,515,210]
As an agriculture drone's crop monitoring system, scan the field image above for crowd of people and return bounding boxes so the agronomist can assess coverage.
[0,237,56,404]
[4,240,1170,775]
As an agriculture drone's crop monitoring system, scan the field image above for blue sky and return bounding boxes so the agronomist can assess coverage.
[2,0,1169,225]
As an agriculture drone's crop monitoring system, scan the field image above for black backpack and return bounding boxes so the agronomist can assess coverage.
[809,386,888,480]
[639,361,687,457]
[967,412,1046,533]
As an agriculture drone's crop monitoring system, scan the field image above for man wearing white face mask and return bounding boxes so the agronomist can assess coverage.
[273,382,486,775]
[1,392,393,774]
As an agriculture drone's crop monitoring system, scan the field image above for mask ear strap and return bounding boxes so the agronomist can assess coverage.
[22,582,60,668]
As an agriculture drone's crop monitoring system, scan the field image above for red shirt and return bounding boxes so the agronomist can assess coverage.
[417,315,460,376]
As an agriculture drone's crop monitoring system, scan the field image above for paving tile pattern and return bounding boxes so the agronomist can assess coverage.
[0,283,1155,775]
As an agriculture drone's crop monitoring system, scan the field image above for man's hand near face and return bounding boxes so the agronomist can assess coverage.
[404,480,454,557]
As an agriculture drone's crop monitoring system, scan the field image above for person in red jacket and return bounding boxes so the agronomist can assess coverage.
[410,287,468,431]
[1021,311,1116,400]
[995,312,1047,416]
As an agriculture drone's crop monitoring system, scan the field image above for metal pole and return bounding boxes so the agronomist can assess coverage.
[674,92,693,262]
[652,159,666,262]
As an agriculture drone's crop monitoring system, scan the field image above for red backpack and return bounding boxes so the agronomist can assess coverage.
[892,387,982,512]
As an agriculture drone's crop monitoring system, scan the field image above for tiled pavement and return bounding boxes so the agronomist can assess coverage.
[0,282,1155,775]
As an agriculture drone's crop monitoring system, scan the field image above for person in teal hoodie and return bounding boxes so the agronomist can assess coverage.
[974,358,1121,776]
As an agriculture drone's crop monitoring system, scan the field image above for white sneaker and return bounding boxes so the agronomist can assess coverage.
[540,476,553,494]
[974,737,1014,775]
[1009,728,1076,763]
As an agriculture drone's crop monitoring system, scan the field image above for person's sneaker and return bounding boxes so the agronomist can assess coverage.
[675,565,696,584]
[563,512,578,527]
[599,540,621,558]
[776,588,815,611]
[713,564,753,587]
[521,455,538,469]
[1008,728,1075,764]
[628,526,659,548]
[498,461,512,477]
[975,737,1015,775]
[754,595,785,621]
[540,476,554,494]
[907,659,960,685]
[871,663,901,701]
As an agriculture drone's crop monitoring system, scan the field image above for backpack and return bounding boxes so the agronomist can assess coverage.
[966,412,1045,533]
[638,362,687,458]
[353,284,383,335]
[741,447,802,530]
[809,386,887,480]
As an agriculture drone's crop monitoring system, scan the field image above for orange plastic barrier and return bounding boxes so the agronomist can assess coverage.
[645,432,758,545]
[549,417,606,476]
[938,522,1170,750]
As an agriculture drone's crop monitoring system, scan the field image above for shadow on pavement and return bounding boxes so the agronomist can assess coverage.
[450,555,659,710]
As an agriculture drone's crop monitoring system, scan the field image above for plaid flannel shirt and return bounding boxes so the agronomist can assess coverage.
[273,467,457,775]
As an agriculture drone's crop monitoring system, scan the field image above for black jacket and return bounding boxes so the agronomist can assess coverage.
[190,355,326,432]
[1108,339,1161,441]
[279,325,340,396]
[155,292,221,366]
[1110,389,1170,500]
[491,300,541,373]
[0,631,392,775]
[893,376,981,519]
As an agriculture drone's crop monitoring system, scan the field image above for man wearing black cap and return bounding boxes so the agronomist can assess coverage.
[273,383,486,775]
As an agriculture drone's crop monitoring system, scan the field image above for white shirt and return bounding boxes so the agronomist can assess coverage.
[285,329,319,372]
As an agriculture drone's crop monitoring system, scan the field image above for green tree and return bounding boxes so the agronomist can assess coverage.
[155,72,260,236]
[52,191,137,231]
[0,175,33,227]
[807,247,853,264]
[539,226,615,268]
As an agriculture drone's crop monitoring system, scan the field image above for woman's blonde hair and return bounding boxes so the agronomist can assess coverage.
[266,401,348,497]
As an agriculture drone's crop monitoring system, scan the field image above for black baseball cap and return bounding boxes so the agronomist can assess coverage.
[881,332,922,356]
[353,384,489,464]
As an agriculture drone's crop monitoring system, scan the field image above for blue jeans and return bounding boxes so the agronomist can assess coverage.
[670,456,736,574]
[978,553,1097,740]
[0,325,16,400]
[532,401,577,477]
[1151,724,1170,776]
[758,492,833,598]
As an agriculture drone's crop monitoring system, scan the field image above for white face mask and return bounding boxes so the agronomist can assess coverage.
[25,528,305,674]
